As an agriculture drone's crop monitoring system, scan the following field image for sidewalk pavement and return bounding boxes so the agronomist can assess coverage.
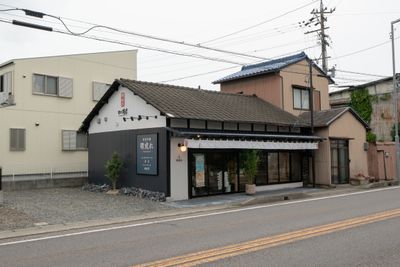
[0,184,384,241]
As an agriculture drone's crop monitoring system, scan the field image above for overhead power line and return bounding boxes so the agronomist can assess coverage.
[159,66,239,83]
[0,6,269,61]
[0,17,251,66]
[335,69,388,78]
[160,49,333,84]
[200,0,319,45]
[332,37,400,60]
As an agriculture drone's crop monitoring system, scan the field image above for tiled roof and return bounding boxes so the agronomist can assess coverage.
[213,52,307,84]
[80,79,305,132]
[213,52,334,84]
[298,107,369,128]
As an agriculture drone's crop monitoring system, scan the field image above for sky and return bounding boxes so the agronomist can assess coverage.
[0,0,400,91]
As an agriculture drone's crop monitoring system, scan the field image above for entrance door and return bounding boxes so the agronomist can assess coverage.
[331,139,349,184]
[190,151,239,197]
[207,153,225,195]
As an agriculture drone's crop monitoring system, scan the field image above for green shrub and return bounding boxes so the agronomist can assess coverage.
[105,152,123,190]
[350,88,373,123]
[366,132,376,143]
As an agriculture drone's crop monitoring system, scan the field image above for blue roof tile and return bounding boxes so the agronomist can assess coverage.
[213,52,309,84]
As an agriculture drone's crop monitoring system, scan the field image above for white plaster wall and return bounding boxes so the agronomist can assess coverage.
[169,137,189,200]
[89,86,166,134]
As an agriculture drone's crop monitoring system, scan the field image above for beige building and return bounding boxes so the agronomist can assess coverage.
[0,50,137,178]
[215,52,369,186]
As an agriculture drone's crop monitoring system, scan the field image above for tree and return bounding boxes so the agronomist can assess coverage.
[105,152,123,190]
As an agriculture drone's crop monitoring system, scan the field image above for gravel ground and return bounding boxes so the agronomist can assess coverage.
[0,188,175,231]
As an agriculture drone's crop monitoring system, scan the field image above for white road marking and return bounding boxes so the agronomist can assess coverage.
[1,186,399,247]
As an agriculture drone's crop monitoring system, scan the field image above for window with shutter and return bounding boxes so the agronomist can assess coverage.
[58,77,73,98]
[33,74,73,98]
[92,82,109,101]
[10,128,26,151]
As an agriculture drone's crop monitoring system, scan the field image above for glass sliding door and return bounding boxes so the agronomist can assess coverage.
[226,153,238,193]
[190,149,310,197]
[290,152,302,182]
[207,153,225,195]
[190,150,239,197]
[279,152,290,182]
[255,151,268,185]
[331,139,349,184]
[268,152,279,183]
[191,153,208,197]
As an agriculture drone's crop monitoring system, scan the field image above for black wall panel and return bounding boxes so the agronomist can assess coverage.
[88,128,168,194]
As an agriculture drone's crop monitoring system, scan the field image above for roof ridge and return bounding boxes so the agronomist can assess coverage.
[119,78,259,98]
[241,52,306,71]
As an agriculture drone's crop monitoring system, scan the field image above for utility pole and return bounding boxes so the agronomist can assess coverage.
[391,18,400,182]
[309,60,316,188]
[300,0,335,73]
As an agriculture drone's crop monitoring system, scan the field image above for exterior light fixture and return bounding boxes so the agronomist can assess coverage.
[130,116,134,121]
[123,117,127,122]
[178,143,187,152]
[138,115,142,121]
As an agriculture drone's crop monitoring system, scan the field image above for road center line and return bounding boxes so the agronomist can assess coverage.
[134,208,400,267]
[0,186,399,247]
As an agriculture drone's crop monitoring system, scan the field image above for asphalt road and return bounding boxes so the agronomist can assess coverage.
[1,187,400,267]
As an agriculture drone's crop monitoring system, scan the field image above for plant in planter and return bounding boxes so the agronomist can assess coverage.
[105,152,123,193]
[243,150,260,195]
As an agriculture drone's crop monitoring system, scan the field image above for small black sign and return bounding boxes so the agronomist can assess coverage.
[136,134,158,175]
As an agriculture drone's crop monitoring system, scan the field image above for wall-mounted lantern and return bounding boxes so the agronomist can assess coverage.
[178,143,187,152]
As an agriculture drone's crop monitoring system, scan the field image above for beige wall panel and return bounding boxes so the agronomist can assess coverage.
[220,74,282,108]
[314,128,331,185]
[281,59,330,116]
[329,112,368,178]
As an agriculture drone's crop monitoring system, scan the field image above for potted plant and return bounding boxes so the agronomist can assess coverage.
[105,152,123,194]
[243,150,260,195]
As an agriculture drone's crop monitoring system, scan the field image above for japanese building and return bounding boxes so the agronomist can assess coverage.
[80,79,322,200]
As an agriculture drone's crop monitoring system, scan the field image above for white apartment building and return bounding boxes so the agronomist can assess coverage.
[0,50,137,178]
